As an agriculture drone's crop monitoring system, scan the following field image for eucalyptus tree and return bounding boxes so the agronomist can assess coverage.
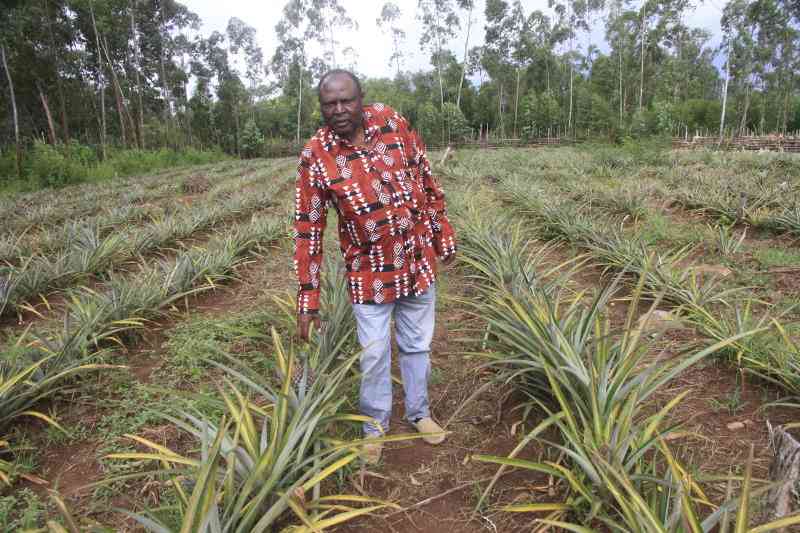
[721,0,758,134]
[272,0,354,143]
[455,0,475,111]
[0,0,26,177]
[550,0,580,132]
[376,2,406,76]
[313,1,357,68]
[417,0,461,110]
[226,17,265,97]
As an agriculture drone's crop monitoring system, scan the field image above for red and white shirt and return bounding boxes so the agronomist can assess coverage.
[293,103,457,314]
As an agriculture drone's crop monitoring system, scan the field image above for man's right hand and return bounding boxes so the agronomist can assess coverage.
[297,314,321,342]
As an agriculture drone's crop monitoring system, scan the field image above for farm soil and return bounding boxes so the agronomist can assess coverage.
[7,155,800,529]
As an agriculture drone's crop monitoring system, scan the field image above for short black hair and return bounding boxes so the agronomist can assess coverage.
[317,69,363,96]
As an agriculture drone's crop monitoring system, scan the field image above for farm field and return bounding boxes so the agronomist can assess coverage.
[2,145,800,530]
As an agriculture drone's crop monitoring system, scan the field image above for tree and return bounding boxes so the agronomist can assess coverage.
[377,2,406,76]
[455,0,475,111]
[0,43,20,178]
[240,117,263,158]
[418,0,460,110]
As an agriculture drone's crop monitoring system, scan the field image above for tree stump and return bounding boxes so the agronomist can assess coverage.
[768,421,800,520]
[181,174,211,194]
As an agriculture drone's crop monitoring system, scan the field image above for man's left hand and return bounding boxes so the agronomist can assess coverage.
[442,255,455,266]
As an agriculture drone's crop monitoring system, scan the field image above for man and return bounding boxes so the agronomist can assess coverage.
[293,69,457,464]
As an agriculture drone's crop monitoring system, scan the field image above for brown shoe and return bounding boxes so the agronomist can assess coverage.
[361,440,383,465]
[412,417,447,445]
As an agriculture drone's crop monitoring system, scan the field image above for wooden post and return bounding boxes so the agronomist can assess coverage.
[768,422,800,521]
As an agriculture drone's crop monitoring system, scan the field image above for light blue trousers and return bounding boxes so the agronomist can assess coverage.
[352,285,435,436]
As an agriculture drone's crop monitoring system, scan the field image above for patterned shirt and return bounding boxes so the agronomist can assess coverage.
[293,103,457,314]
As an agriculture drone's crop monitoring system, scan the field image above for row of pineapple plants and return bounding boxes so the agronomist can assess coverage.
[0,174,291,319]
[0,157,279,236]
[451,200,800,530]
[0,158,289,256]
[41,264,408,530]
[492,173,800,401]
[0,158,253,233]
[0,214,286,488]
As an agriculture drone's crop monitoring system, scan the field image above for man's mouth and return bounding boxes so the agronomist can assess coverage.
[334,119,349,128]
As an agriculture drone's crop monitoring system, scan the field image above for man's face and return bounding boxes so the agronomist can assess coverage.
[319,75,363,140]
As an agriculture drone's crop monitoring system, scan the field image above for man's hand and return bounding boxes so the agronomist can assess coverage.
[297,314,321,341]
[442,254,456,266]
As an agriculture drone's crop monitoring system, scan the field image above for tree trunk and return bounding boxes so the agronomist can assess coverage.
[739,80,751,136]
[545,55,550,94]
[234,98,241,157]
[111,75,128,147]
[434,2,445,110]
[618,48,623,125]
[568,61,574,133]
[497,83,504,138]
[719,54,730,141]
[90,1,106,160]
[0,44,22,179]
[456,2,473,111]
[45,0,69,143]
[159,2,172,148]
[328,22,337,68]
[130,0,145,149]
[296,71,302,144]
[57,80,69,144]
[37,82,58,145]
[100,35,136,149]
[639,6,646,112]
[514,68,521,138]
[782,84,791,134]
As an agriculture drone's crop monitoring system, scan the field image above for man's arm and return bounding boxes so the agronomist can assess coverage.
[399,117,457,262]
[293,148,328,339]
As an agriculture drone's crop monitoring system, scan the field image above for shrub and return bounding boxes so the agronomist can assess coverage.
[240,118,265,158]
[0,149,17,181]
[28,141,87,188]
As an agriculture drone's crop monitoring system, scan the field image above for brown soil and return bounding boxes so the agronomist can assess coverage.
[7,161,800,530]
[18,240,292,523]
[339,269,551,532]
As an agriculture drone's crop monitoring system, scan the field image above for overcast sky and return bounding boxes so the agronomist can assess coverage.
[182,0,728,80]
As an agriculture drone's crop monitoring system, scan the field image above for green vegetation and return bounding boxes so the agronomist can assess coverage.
[2,0,800,194]
[1,142,228,192]
[3,148,800,528]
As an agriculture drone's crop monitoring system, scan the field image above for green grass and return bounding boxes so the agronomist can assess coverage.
[160,310,281,383]
[0,143,230,194]
[0,489,47,530]
[754,247,800,269]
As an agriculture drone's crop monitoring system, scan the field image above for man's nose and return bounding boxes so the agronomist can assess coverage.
[335,101,344,113]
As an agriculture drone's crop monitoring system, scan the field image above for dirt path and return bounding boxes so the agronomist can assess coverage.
[339,266,541,533]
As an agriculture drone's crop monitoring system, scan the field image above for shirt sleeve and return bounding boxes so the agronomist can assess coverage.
[400,118,457,260]
[293,146,328,315]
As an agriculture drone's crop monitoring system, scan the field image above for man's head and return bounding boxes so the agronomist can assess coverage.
[318,70,363,141]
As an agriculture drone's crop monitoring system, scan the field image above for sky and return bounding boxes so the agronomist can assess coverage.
[182,0,728,81]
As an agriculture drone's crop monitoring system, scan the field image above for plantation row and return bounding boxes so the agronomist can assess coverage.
[439,151,800,529]
[444,149,800,400]
[0,158,289,240]
[3,148,800,529]
[1,213,286,486]
[0,171,291,318]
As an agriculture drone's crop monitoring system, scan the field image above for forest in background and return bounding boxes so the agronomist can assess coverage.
[1,0,800,187]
